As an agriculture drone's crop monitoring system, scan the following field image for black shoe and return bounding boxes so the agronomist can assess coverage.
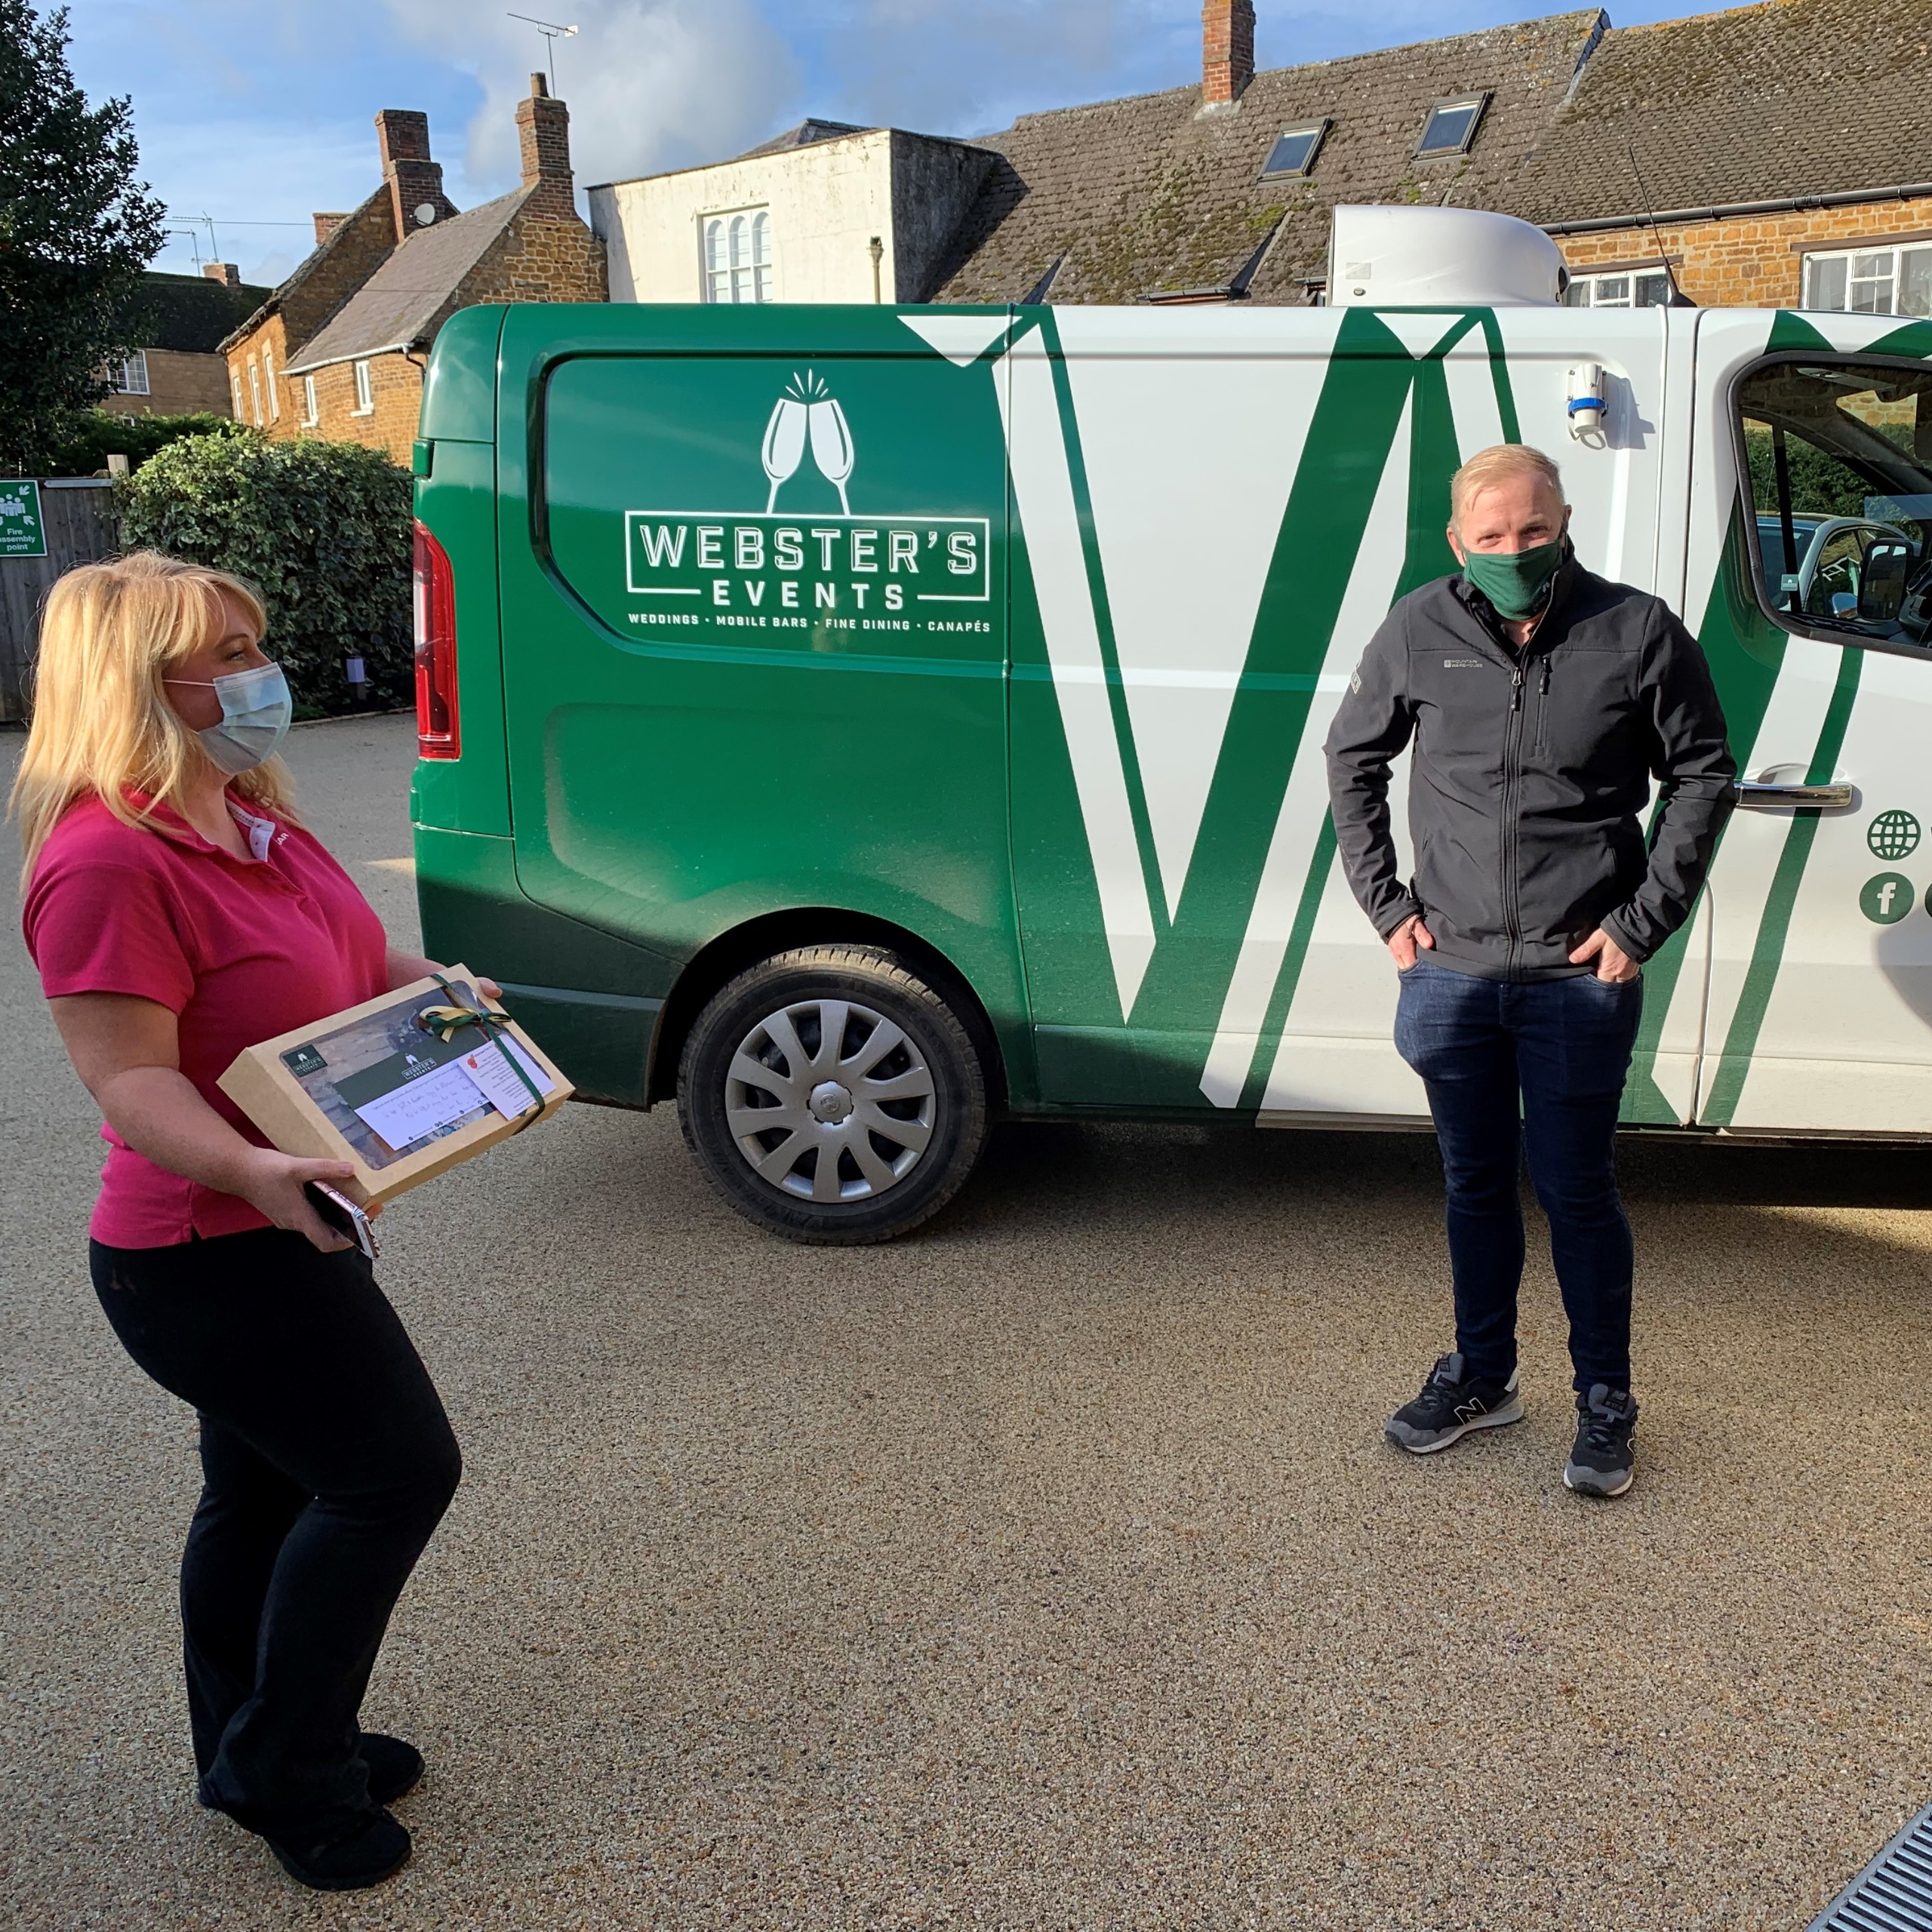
[359,1733,426,1806]
[198,1733,423,1814]
[1564,1384,1638,1497]
[1385,1351,1523,1454]
[262,1805,412,1891]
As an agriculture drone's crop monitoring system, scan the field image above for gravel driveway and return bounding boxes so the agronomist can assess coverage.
[3,713,1929,1931]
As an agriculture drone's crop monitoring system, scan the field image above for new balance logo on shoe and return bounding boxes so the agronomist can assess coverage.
[1385,1352,1524,1456]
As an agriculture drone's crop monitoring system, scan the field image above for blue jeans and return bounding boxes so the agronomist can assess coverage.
[1393,961,1644,1393]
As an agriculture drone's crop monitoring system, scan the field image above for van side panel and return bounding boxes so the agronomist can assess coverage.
[998,304,1679,1121]
[487,304,1031,1100]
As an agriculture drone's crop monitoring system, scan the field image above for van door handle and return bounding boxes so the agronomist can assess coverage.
[1730,780,1854,809]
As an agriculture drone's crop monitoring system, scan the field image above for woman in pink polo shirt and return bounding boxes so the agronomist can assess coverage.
[14,553,468,1893]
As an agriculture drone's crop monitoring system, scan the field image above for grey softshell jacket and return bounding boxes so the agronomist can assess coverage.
[1324,555,1737,981]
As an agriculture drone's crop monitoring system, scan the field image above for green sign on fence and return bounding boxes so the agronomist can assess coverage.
[0,479,46,558]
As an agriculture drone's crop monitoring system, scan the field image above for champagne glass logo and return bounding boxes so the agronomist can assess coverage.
[760,369,855,512]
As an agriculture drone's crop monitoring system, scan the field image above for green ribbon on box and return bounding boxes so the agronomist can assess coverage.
[420,975,548,1128]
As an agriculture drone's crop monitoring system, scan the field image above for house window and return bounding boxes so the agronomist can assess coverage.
[1260,120,1329,180]
[263,344,279,421]
[106,350,150,395]
[1804,243,1932,319]
[703,210,774,303]
[248,358,263,426]
[231,372,245,417]
[1563,268,1674,309]
[352,360,374,414]
[1416,94,1488,158]
[301,374,318,427]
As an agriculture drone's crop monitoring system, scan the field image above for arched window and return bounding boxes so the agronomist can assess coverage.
[703,210,774,303]
[751,211,772,301]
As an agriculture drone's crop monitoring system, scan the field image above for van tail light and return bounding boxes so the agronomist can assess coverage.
[413,520,460,759]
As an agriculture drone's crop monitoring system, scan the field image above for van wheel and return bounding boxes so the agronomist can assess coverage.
[678,945,989,1244]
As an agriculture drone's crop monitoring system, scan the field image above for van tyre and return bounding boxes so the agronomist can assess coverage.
[678,946,989,1244]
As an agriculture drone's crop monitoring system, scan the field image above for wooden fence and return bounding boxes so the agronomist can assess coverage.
[0,481,117,724]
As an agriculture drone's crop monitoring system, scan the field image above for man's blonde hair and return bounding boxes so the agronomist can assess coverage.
[1449,444,1566,529]
[9,551,294,886]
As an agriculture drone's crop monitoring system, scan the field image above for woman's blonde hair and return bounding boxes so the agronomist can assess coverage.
[9,550,294,885]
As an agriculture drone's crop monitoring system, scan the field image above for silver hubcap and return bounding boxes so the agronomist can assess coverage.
[725,998,937,1203]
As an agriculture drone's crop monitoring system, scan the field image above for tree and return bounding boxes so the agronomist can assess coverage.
[116,432,416,718]
[0,2,166,472]
[42,406,248,477]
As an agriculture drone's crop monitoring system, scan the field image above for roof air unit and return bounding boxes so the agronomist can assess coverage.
[1327,205,1566,308]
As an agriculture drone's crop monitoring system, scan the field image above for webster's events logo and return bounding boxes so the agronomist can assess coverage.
[624,370,989,626]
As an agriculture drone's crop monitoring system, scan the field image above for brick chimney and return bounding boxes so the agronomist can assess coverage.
[1201,0,1256,110]
[201,261,240,288]
[312,212,349,245]
[374,108,455,243]
[515,74,577,220]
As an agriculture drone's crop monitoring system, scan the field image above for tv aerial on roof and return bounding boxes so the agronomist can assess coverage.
[507,12,578,94]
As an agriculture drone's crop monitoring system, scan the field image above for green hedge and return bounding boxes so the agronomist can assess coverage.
[43,408,248,478]
[115,431,413,717]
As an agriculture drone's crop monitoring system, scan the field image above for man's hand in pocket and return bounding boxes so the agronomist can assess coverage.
[1389,914,1435,971]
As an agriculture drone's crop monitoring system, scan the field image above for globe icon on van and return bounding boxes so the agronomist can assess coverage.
[1868,809,1921,860]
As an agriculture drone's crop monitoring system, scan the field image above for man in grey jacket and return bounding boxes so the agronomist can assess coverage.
[1324,443,1734,1497]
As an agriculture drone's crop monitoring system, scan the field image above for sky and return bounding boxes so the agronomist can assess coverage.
[71,0,1715,289]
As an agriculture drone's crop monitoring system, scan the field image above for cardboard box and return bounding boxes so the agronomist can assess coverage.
[217,968,574,1206]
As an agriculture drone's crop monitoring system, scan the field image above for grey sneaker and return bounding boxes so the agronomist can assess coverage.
[1385,1352,1524,1454]
[1564,1385,1638,1497]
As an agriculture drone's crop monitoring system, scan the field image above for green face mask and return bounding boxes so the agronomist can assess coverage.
[1459,538,1565,621]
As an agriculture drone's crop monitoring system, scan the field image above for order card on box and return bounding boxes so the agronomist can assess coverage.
[217,968,574,1206]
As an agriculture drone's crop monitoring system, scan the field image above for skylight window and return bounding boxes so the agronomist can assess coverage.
[1416,93,1488,158]
[1260,120,1330,180]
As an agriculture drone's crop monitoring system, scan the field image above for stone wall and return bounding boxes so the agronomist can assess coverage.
[100,349,234,419]
[472,206,608,306]
[1558,196,1932,310]
[296,353,423,461]
[226,313,294,434]
[889,135,997,301]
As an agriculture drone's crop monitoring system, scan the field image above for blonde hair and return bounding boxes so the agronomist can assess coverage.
[9,551,295,886]
[1449,444,1565,528]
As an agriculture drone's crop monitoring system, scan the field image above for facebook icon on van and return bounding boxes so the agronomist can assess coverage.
[1861,872,1915,923]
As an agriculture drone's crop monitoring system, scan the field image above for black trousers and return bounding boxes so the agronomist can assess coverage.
[90,1227,461,1831]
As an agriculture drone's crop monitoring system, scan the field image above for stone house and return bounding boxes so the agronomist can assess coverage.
[220,77,606,462]
[590,0,1932,321]
[101,265,269,419]
[1510,0,1932,314]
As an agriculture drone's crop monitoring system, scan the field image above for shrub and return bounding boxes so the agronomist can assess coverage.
[42,408,248,478]
[115,432,413,716]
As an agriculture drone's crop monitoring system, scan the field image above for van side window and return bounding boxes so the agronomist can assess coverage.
[1737,358,1932,648]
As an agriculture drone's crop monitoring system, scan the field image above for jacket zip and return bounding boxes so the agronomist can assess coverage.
[1535,654,1552,758]
[1503,660,1526,976]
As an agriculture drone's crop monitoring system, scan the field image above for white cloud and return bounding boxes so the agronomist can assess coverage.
[386,0,804,196]
[785,0,1189,136]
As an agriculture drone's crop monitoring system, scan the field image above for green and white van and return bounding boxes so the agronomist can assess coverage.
[408,205,1932,1241]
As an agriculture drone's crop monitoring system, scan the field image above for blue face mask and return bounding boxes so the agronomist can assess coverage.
[170,661,294,775]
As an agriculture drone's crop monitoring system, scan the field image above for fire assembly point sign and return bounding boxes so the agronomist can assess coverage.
[0,480,48,559]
